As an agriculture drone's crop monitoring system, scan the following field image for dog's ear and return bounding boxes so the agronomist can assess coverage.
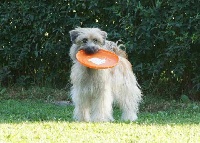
[100,31,107,40]
[100,31,107,45]
[69,30,80,43]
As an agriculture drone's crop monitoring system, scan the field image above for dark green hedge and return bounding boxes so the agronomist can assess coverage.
[0,0,199,100]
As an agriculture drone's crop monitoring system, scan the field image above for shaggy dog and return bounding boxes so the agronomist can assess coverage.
[69,28,142,122]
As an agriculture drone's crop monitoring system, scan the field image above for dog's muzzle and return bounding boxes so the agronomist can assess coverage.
[84,46,99,54]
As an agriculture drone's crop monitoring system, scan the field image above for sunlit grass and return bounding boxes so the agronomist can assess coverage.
[1,122,200,143]
[0,99,200,142]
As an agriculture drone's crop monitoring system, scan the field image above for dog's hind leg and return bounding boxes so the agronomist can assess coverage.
[119,74,142,121]
[120,84,142,121]
[112,58,142,121]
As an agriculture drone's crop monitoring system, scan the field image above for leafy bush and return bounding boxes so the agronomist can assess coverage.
[0,0,199,100]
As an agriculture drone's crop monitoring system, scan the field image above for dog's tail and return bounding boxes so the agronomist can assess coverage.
[113,44,127,59]
[105,40,128,58]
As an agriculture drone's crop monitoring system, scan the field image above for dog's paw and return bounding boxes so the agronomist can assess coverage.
[121,113,138,122]
[91,116,114,122]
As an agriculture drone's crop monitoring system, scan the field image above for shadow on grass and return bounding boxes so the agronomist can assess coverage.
[0,99,199,124]
[0,100,74,123]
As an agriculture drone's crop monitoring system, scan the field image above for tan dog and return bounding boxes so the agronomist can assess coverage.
[69,28,142,122]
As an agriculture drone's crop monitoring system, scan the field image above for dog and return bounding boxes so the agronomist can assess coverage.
[69,27,142,122]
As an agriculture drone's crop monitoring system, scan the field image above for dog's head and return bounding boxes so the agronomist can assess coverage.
[69,28,107,54]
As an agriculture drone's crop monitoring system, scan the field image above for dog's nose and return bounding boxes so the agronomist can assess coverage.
[85,46,99,54]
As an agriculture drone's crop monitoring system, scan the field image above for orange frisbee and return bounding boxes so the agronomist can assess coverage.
[76,49,119,69]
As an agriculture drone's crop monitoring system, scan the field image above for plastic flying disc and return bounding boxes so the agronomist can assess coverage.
[76,49,119,69]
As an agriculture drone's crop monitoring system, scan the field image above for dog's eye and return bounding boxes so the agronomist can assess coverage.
[82,38,88,43]
[93,39,98,43]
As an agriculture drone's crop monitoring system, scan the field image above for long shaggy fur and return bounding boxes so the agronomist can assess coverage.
[69,28,142,122]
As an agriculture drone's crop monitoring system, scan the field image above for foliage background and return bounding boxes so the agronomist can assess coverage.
[0,0,199,100]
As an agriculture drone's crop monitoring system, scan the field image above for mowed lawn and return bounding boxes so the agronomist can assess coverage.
[0,99,200,143]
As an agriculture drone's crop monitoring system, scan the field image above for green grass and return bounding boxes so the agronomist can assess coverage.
[0,98,200,143]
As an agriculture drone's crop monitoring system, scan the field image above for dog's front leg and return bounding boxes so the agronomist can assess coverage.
[90,86,114,122]
[71,88,91,122]
[73,104,91,122]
